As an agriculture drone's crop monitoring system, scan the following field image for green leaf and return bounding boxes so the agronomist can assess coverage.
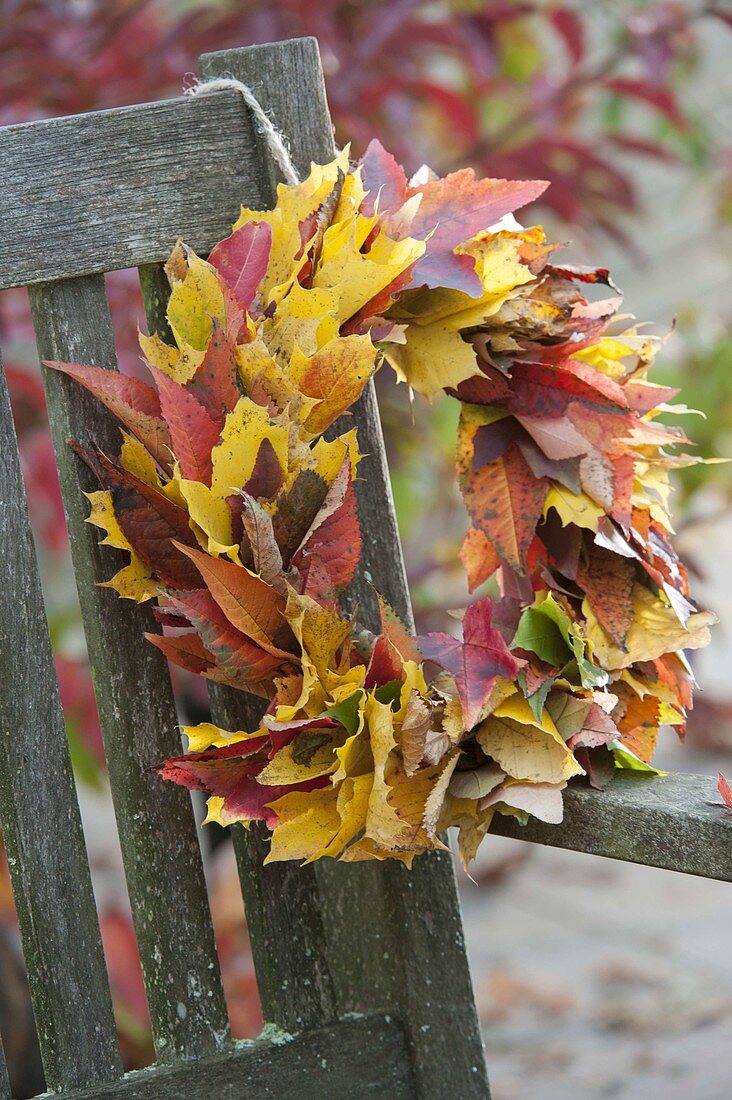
[322,690,364,736]
[517,668,554,723]
[513,605,572,666]
[611,740,666,775]
[374,679,404,709]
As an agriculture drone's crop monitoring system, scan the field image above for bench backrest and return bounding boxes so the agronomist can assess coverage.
[0,38,489,1100]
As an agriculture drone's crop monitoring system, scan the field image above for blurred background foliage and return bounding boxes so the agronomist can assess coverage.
[1,0,731,1089]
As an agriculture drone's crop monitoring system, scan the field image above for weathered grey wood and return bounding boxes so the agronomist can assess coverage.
[45,1016,414,1100]
[202,40,490,1099]
[206,685,339,1033]
[0,1032,11,1100]
[28,277,230,1062]
[0,353,121,1091]
[0,94,270,290]
[491,771,732,881]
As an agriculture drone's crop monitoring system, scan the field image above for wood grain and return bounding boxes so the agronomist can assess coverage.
[0,94,266,289]
[201,39,490,1099]
[0,1037,8,1100]
[28,277,231,1062]
[491,771,732,881]
[0,353,121,1091]
[41,1016,414,1100]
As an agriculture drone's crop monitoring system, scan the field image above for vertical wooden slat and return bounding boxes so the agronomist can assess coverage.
[28,276,230,1063]
[0,352,121,1091]
[200,39,490,1097]
[139,267,338,1035]
[0,1035,10,1100]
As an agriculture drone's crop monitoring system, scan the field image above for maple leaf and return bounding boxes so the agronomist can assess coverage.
[406,171,549,295]
[419,597,520,729]
[358,139,408,217]
[208,221,272,312]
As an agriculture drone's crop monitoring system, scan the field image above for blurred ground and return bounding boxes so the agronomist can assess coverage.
[461,740,732,1100]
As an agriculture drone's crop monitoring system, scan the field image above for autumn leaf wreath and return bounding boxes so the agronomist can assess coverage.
[51,142,715,869]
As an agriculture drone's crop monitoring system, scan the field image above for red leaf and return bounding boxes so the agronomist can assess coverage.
[144,629,217,676]
[359,139,408,216]
[718,773,732,810]
[208,221,272,311]
[187,321,241,429]
[578,547,636,647]
[95,452,200,589]
[159,746,326,827]
[46,360,172,468]
[406,171,549,295]
[605,78,688,130]
[365,593,422,688]
[550,8,585,64]
[167,588,288,684]
[507,360,628,418]
[460,444,548,573]
[173,542,294,658]
[291,458,361,596]
[243,437,284,501]
[151,366,220,485]
[544,262,618,291]
[459,526,501,594]
[419,597,520,729]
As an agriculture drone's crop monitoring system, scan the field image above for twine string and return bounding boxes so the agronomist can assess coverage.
[186,76,300,186]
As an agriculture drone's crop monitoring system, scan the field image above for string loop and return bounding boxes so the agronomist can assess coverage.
[186,76,300,186]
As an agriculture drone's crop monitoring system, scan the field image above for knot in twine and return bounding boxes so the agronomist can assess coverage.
[186,76,300,186]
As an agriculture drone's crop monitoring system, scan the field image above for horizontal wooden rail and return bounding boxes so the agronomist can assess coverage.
[490,771,732,881]
[43,1017,414,1100]
[0,90,265,289]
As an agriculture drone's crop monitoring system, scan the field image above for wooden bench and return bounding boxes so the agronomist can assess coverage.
[0,36,729,1100]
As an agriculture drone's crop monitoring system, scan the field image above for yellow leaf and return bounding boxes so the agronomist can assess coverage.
[476,713,584,784]
[138,331,181,379]
[309,773,373,861]
[265,787,341,864]
[85,490,130,551]
[492,693,562,740]
[257,733,341,786]
[234,150,350,302]
[314,219,425,322]
[176,477,238,559]
[385,319,480,398]
[363,695,406,847]
[182,723,257,753]
[103,555,159,603]
[210,396,288,502]
[119,432,161,488]
[85,489,158,601]
[544,485,604,530]
[583,585,716,670]
[264,282,340,361]
[290,333,376,435]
